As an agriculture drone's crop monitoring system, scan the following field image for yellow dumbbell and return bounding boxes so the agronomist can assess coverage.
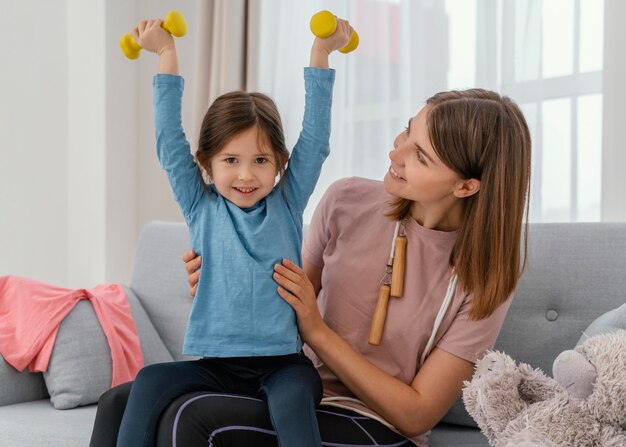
[310,10,359,53]
[120,10,187,60]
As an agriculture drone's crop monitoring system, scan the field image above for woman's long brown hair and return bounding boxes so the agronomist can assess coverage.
[388,89,531,320]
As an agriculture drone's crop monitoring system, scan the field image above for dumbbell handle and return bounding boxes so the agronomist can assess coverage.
[310,10,359,54]
[120,10,187,60]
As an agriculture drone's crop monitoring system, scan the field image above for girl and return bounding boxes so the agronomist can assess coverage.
[107,16,353,447]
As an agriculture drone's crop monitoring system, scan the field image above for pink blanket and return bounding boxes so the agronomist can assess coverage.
[0,275,143,387]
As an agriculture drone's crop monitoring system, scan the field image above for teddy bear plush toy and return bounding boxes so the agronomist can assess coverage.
[462,328,626,447]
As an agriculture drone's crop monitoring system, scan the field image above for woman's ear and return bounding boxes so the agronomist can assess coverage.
[453,178,481,198]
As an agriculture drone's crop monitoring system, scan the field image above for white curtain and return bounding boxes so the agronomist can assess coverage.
[251,0,607,223]
[191,0,259,149]
[251,0,452,222]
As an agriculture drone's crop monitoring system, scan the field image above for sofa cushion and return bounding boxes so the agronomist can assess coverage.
[123,285,175,365]
[0,399,95,447]
[0,354,48,407]
[577,302,626,345]
[43,286,173,409]
[429,423,487,446]
[130,221,196,360]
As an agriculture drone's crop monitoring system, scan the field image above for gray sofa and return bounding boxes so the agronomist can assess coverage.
[1,221,625,447]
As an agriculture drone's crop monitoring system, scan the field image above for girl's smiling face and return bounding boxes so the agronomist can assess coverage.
[209,126,280,208]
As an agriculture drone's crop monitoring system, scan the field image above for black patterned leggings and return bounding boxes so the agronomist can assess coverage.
[90,382,413,447]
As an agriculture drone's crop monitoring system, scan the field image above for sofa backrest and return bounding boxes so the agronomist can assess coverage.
[130,221,626,395]
[130,221,195,360]
[496,223,626,372]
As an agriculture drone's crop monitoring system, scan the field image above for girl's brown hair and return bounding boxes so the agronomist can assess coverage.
[195,91,289,181]
[388,89,532,320]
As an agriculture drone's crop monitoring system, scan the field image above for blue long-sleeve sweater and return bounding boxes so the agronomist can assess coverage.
[153,67,335,357]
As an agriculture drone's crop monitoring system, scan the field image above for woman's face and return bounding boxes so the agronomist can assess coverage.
[383,105,461,207]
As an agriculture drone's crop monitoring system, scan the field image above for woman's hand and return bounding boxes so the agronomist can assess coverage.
[182,250,202,297]
[273,259,327,344]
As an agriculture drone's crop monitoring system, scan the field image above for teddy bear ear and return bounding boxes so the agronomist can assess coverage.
[578,330,626,428]
[577,303,626,346]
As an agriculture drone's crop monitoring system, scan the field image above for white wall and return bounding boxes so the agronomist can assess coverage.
[1,0,196,288]
[1,1,70,285]
[135,1,197,231]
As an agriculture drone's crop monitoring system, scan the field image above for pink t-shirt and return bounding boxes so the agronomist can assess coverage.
[302,177,512,446]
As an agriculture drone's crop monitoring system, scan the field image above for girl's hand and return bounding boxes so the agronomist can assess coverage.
[309,17,353,68]
[313,17,353,55]
[131,19,174,55]
[182,250,202,297]
[274,259,327,344]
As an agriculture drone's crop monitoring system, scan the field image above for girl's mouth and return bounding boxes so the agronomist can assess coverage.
[233,186,258,195]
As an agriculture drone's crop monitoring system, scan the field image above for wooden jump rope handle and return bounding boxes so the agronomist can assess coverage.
[368,234,407,346]
[390,235,407,298]
[368,285,391,345]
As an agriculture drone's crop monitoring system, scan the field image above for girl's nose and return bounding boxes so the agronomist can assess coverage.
[238,166,253,181]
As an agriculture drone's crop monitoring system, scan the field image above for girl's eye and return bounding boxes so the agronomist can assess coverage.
[225,157,237,164]
[405,126,410,135]
[255,157,268,164]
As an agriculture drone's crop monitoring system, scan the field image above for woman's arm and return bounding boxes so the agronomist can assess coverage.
[274,259,474,437]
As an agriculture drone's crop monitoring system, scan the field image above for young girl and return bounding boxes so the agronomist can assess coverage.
[112,17,353,447]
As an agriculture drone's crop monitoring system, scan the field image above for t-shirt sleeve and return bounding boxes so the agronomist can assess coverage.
[302,179,346,268]
[436,294,514,363]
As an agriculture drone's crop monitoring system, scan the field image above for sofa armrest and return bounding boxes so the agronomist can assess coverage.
[0,354,48,407]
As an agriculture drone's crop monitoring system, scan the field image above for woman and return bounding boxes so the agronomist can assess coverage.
[91,88,531,446]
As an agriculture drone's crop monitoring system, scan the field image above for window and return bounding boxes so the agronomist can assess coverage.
[493,0,604,222]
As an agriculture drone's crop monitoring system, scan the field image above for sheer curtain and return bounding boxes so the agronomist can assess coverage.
[190,0,259,148]
[252,0,450,223]
[252,0,607,223]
